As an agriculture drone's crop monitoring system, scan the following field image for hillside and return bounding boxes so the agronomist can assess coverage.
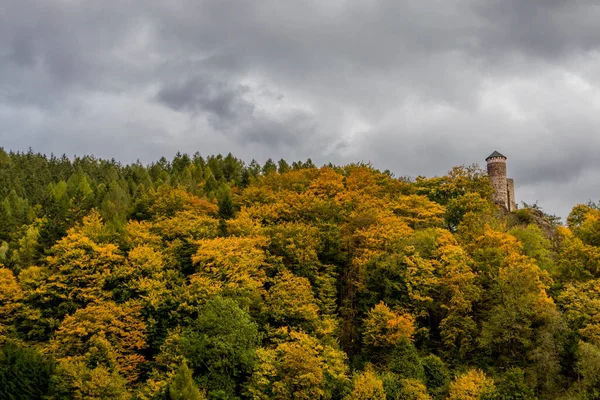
[1,148,599,399]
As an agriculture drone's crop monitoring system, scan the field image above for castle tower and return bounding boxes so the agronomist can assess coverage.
[486,151,514,211]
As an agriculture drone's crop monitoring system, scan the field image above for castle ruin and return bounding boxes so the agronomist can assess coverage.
[486,151,517,211]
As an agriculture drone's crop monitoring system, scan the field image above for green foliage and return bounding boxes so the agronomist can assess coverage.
[175,298,260,398]
[0,149,597,399]
[381,372,404,399]
[262,159,277,175]
[381,373,432,400]
[509,224,553,271]
[575,341,600,399]
[421,354,450,394]
[388,338,425,381]
[169,361,205,400]
[218,192,235,220]
[0,341,56,400]
[52,359,130,400]
[10,220,43,272]
[493,368,536,400]
[513,208,535,225]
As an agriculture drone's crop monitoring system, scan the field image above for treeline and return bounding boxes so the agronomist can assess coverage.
[1,148,600,399]
[0,148,316,267]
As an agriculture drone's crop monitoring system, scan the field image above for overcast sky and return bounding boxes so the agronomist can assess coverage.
[2,0,600,219]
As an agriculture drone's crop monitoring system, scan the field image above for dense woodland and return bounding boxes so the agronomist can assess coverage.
[1,147,600,399]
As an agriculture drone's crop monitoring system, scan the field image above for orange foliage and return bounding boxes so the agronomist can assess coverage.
[363,302,416,347]
[0,267,22,336]
[48,301,147,382]
[146,185,218,218]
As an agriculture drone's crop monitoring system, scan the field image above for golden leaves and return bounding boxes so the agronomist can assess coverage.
[45,216,123,305]
[48,301,147,382]
[146,185,218,218]
[363,302,416,347]
[447,369,495,400]
[0,267,22,335]
[344,367,386,400]
[391,195,446,229]
[193,237,268,295]
[247,330,349,400]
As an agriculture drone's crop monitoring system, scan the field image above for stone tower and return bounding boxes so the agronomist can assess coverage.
[486,151,516,211]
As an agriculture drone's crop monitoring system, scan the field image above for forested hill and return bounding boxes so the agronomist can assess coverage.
[1,148,600,400]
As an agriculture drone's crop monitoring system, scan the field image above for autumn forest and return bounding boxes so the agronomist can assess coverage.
[1,148,600,399]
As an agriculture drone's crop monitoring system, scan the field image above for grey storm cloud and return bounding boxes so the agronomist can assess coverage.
[2,0,600,219]
[155,73,317,148]
[156,78,252,118]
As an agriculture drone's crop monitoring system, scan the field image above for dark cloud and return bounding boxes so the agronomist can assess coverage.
[157,76,253,118]
[475,0,600,58]
[2,0,600,219]
[156,72,318,148]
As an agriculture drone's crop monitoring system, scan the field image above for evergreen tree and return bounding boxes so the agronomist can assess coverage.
[0,341,56,400]
[277,159,290,174]
[218,192,234,220]
[262,158,277,175]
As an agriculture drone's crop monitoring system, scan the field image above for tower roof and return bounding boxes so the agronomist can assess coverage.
[486,151,506,161]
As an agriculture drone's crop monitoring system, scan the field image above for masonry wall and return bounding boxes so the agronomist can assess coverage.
[507,178,516,211]
[487,157,508,209]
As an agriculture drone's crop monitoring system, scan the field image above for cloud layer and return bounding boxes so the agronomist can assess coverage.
[3,0,600,219]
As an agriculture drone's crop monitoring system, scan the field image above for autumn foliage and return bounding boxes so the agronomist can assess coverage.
[0,150,598,399]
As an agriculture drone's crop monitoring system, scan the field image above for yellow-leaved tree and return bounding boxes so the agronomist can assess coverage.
[557,278,600,344]
[472,227,558,366]
[247,330,349,399]
[447,369,495,400]
[344,367,386,400]
[192,236,268,305]
[433,231,481,361]
[555,227,600,283]
[398,378,432,400]
[47,301,147,383]
[0,266,22,337]
[363,301,415,348]
[43,212,123,312]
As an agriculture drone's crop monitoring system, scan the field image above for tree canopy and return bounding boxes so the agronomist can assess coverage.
[0,148,597,399]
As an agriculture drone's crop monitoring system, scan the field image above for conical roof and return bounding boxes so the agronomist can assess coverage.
[486,151,506,161]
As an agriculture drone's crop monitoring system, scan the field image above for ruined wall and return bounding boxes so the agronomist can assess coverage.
[487,157,508,209]
[507,178,517,211]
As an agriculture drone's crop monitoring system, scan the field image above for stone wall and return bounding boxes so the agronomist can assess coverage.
[507,178,517,211]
